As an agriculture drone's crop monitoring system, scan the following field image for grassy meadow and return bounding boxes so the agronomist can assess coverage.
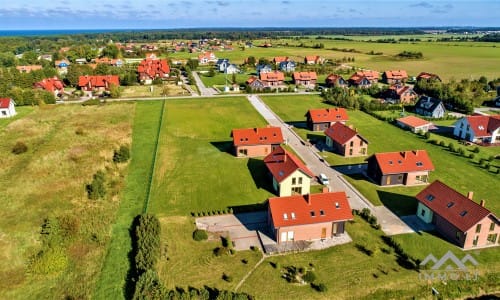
[0,103,134,299]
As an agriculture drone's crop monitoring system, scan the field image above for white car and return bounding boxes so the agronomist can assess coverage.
[318,173,329,185]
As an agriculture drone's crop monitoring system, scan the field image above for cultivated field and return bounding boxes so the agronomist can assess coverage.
[0,103,134,299]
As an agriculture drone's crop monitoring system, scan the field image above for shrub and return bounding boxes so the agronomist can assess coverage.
[439,141,446,147]
[473,146,480,153]
[113,145,130,163]
[458,148,465,156]
[75,128,85,135]
[302,271,317,283]
[86,170,106,200]
[424,132,431,139]
[469,153,475,159]
[241,259,248,264]
[12,141,28,154]
[448,143,456,152]
[192,229,208,241]
[213,247,224,257]
[135,214,161,274]
[488,155,494,161]
[222,273,233,282]
[311,282,328,292]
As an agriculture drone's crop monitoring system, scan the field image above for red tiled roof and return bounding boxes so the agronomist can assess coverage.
[273,56,288,63]
[305,55,320,63]
[269,191,353,228]
[324,122,368,145]
[397,115,432,129]
[260,71,285,82]
[417,72,440,80]
[198,52,215,60]
[306,108,349,123]
[353,70,379,81]
[78,75,119,88]
[464,115,500,137]
[34,77,64,92]
[246,76,257,84]
[384,70,408,79]
[390,85,414,96]
[231,126,284,146]
[293,72,317,81]
[326,74,343,82]
[371,150,434,174]
[264,146,314,183]
[137,58,170,80]
[0,98,13,109]
[416,180,495,232]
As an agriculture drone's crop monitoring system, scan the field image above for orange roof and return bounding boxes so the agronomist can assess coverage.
[16,65,42,72]
[260,71,285,82]
[137,58,170,80]
[417,72,440,81]
[269,191,353,228]
[231,126,284,146]
[264,146,314,183]
[384,70,408,79]
[416,180,495,232]
[397,115,432,128]
[273,56,288,63]
[34,77,65,92]
[78,75,119,88]
[324,122,368,145]
[305,55,320,63]
[0,98,13,109]
[306,108,349,123]
[371,150,434,174]
[293,72,317,81]
[355,70,379,81]
[462,115,500,137]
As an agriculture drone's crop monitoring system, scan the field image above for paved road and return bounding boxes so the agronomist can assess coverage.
[192,71,219,96]
[247,95,414,236]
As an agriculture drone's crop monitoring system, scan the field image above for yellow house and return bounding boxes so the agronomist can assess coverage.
[264,146,314,197]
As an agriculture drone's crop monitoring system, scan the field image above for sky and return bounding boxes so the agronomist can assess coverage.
[1,0,499,30]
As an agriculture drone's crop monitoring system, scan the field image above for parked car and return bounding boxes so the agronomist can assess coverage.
[318,173,329,185]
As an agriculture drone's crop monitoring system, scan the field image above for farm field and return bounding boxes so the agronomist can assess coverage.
[260,95,500,215]
[121,83,188,98]
[0,103,135,299]
[168,38,500,81]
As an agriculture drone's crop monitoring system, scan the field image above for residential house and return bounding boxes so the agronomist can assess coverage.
[324,122,368,157]
[78,75,120,96]
[231,126,284,157]
[224,64,240,74]
[384,85,418,104]
[246,76,265,90]
[34,77,65,98]
[93,57,123,67]
[279,61,296,73]
[304,55,323,65]
[396,115,435,133]
[415,96,446,118]
[366,150,434,186]
[216,59,230,72]
[351,70,379,84]
[383,70,408,84]
[16,65,42,73]
[75,58,87,64]
[0,98,16,118]
[137,58,170,84]
[273,56,289,65]
[416,72,441,82]
[259,71,285,88]
[256,64,272,76]
[325,74,348,88]
[416,180,499,250]
[268,190,353,243]
[264,146,314,197]
[55,59,70,74]
[453,115,500,145]
[198,52,217,64]
[38,54,53,61]
[292,72,317,88]
[305,108,349,131]
[348,73,372,88]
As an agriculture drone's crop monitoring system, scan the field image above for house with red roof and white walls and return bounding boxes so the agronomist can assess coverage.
[34,77,65,98]
[0,98,16,118]
[453,115,500,145]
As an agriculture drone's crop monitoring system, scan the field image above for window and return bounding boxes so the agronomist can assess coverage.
[426,194,434,201]
[416,162,423,167]
[420,209,425,217]
[335,202,340,209]
[291,187,302,194]
[298,177,302,184]
[350,141,354,147]
[292,178,296,185]
[473,236,479,246]
[349,149,353,156]
[447,202,455,208]
[487,234,498,244]
[460,210,468,217]
[456,231,460,240]
[360,140,363,146]
[476,224,482,233]
[320,210,325,216]
[490,222,496,231]
[283,213,288,220]
[310,211,316,217]
[291,212,296,219]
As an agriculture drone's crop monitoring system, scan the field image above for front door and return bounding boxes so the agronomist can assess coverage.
[321,228,327,239]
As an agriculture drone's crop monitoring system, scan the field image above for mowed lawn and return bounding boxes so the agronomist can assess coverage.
[148,96,274,217]
[260,95,499,216]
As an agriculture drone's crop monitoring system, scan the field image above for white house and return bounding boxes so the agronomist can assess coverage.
[453,115,500,145]
[225,64,240,74]
[0,98,16,118]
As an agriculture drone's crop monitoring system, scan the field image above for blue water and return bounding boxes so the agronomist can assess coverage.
[0,29,131,37]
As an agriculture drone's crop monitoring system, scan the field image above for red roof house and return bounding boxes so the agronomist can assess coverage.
[198,52,217,64]
[259,71,285,88]
[350,70,379,85]
[231,126,284,157]
[78,75,120,95]
[16,65,43,73]
[396,115,435,133]
[292,72,317,87]
[324,122,368,157]
[137,58,170,84]
[264,146,314,197]
[268,190,353,243]
[416,72,441,82]
[366,150,434,186]
[325,74,348,88]
[416,180,499,249]
[305,108,349,131]
[34,77,65,97]
[304,55,323,65]
[382,70,408,84]
[0,98,16,118]
[273,56,289,64]
[453,115,500,145]
[385,85,418,104]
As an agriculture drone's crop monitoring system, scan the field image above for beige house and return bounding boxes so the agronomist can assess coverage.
[264,146,314,197]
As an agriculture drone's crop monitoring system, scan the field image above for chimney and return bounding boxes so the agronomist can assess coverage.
[467,191,474,200]
[254,127,258,134]
[305,194,311,205]
[480,200,485,207]
[401,151,406,158]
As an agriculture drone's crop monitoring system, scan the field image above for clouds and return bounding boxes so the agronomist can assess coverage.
[410,1,433,8]
[409,1,454,14]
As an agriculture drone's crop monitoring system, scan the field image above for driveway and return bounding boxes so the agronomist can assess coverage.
[192,71,219,96]
[246,95,414,236]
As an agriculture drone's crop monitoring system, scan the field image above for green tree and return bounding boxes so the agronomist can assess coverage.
[102,44,120,59]
[246,56,256,66]
[86,170,106,200]
[109,84,122,98]
[133,270,167,300]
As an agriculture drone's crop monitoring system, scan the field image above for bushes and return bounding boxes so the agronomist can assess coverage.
[135,214,161,275]
[192,229,208,241]
[12,141,28,154]
[86,170,106,200]
[113,145,130,163]
[311,282,328,292]
[358,208,379,228]
[302,271,317,283]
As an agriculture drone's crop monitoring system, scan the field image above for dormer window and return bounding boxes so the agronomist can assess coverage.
[416,162,423,167]
[310,211,315,217]
[389,160,393,165]
[335,202,340,209]
[320,210,325,216]
[291,212,296,219]
[283,213,288,220]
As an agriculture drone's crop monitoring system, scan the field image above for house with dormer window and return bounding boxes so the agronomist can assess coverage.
[305,108,349,131]
[453,115,500,145]
[231,126,284,157]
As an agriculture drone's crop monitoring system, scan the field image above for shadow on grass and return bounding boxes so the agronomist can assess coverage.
[247,158,275,194]
[377,190,417,217]
[210,141,233,155]
[124,215,141,300]
[287,121,307,129]
[306,133,325,144]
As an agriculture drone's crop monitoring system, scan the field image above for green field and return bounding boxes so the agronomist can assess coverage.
[260,95,500,215]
